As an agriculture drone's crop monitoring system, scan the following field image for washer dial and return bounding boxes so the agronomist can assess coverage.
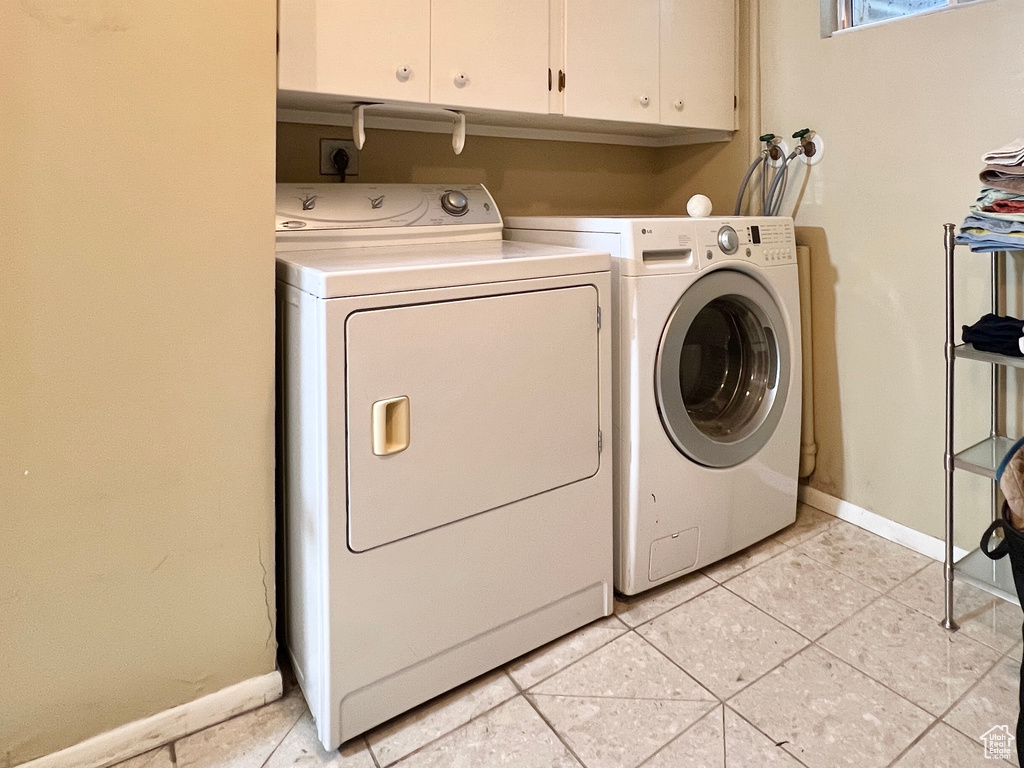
[718,226,739,255]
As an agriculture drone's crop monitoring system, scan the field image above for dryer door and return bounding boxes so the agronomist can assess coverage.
[655,269,790,468]
[345,285,600,551]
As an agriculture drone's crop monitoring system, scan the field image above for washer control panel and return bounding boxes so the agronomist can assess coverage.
[696,217,796,268]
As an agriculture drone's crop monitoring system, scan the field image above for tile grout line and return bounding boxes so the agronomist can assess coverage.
[809,598,1007,719]
[627,582,817,705]
[518,691,591,768]
[720,638,810,703]
[811,540,1018,658]
[511,619,629,691]
[726,641,939,767]
[631,704,722,768]
[628,628,724,704]
[615,576,716,629]
[515,624,719,768]
[788,529,934,597]
[885,642,1020,768]
[256,708,306,768]
[702,515,841,589]
[718,521,969,651]
[927,644,1017,746]
[809,641,952,722]
[883,570,1022,658]
[719,705,726,768]
[622,515,999,764]
[529,692,719,704]
[717,573,871,645]
[881,718,945,768]
[722,703,816,768]
[363,735,383,768]
[374,674,520,768]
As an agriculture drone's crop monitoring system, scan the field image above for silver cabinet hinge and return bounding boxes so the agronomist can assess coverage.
[598,429,603,454]
[597,306,602,330]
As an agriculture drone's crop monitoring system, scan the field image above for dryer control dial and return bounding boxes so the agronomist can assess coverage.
[717,225,739,255]
[440,190,469,216]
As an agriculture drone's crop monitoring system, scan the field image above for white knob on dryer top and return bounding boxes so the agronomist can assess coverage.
[686,194,713,218]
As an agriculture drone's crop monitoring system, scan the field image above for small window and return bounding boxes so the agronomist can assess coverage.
[833,0,974,31]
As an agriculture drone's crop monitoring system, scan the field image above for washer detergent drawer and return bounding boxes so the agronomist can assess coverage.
[345,286,600,551]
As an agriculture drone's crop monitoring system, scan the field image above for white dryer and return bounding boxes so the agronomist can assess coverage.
[505,215,800,596]
[276,184,612,748]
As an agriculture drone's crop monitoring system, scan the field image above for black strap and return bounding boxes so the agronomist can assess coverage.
[981,517,1011,560]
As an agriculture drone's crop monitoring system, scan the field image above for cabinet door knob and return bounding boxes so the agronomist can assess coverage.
[396,66,411,82]
[454,73,468,88]
[639,95,650,108]
[674,99,684,111]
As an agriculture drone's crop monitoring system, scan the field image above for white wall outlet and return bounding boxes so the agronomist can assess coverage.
[319,138,359,176]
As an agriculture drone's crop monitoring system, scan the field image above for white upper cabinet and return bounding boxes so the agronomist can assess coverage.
[659,0,736,130]
[430,0,550,114]
[278,0,430,103]
[277,0,737,143]
[562,0,660,124]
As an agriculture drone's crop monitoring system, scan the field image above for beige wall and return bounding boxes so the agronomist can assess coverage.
[276,117,744,218]
[759,0,1024,539]
[277,123,663,215]
[0,3,278,765]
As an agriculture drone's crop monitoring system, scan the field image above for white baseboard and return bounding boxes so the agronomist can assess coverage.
[19,671,282,768]
[799,485,968,562]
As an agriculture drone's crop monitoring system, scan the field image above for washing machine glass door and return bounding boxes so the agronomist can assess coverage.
[655,269,790,468]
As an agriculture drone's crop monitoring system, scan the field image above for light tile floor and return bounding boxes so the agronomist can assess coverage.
[116,504,1023,768]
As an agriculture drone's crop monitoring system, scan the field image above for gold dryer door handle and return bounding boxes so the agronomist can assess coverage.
[371,396,410,456]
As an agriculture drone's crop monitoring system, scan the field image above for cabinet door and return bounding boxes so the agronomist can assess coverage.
[563,0,660,124]
[660,0,736,130]
[430,0,550,114]
[278,0,430,103]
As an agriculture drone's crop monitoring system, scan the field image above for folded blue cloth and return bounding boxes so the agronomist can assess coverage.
[977,186,1024,207]
[962,214,1024,234]
[959,190,1024,251]
[956,230,1024,252]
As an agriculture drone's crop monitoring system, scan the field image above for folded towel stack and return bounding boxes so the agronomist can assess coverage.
[957,139,1024,252]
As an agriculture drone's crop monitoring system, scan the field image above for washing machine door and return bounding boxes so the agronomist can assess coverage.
[655,269,791,468]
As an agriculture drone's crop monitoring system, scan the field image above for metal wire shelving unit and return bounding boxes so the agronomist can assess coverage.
[943,223,1019,632]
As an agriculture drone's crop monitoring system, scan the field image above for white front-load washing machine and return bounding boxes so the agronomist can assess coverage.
[505,215,801,596]
[276,184,613,748]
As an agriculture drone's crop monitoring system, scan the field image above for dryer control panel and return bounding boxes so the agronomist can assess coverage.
[276,183,503,250]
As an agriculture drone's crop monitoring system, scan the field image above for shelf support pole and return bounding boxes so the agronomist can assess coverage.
[990,252,1005,526]
[943,223,959,631]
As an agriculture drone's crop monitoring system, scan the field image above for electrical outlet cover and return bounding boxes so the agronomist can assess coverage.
[319,138,359,176]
